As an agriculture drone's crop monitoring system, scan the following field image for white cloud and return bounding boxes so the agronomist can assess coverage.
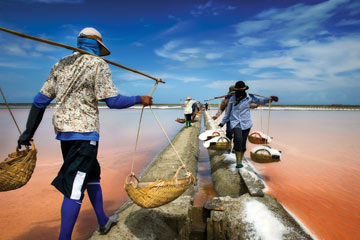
[236,0,351,39]
[336,19,360,26]
[35,43,57,52]
[0,61,40,69]
[155,40,211,62]
[115,72,148,81]
[179,48,200,54]
[205,53,223,60]
[205,80,237,90]
[131,42,143,47]
[155,40,190,61]
[279,39,303,47]
[201,40,216,45]
[237,37,265,46]
[240,36,360,91]
[191,0,236,17]
[158,73,205,83]
[238,68,257,75]
[3,44,27,56]
[235,20,272,36]
[158,21,193,37]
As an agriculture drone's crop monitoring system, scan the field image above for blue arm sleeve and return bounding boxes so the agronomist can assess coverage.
[103,94,142,109]
[33,92,52,109]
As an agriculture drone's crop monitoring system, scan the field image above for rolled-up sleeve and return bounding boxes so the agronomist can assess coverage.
[250,95,269,105]
[40,66,57,99]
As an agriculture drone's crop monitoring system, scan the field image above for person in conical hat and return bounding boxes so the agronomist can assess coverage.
[218,80,278,168]
[17,27,153,238]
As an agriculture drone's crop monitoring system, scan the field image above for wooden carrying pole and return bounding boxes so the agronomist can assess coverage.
[206,93,270,102]
[0,27,165,84]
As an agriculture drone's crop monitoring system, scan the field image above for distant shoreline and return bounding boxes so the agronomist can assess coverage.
[1,103,360,111]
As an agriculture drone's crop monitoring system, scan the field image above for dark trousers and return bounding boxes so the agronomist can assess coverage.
[233,126,250,152]
[52,140,100,200]
[184,114,192,121]
[226,121,233,140]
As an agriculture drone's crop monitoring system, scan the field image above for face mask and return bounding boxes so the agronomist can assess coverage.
[235,90,246,99]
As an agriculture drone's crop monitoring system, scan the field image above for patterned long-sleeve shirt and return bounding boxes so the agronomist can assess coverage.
[40,52,138,136]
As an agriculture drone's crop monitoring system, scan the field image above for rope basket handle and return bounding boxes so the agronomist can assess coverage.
[249,132,262,138]
[212,131,220,137]
[125,172,140,185]
[216,136,230,143]
[254,148,271,155]
[172,165,193,181]
[249,132,269,144]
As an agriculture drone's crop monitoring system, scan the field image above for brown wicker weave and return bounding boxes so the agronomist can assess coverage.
[248,132,268,144]
[175,118,186,123]
[175,118,197,124]
[0,141,37,192]
[124,166,197,208]
[250,147,280,163]
[207,136,231,151]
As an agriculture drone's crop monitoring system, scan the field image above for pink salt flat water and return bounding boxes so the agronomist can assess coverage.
[248,110,360,239]
[1,108,360,240]
[0,108,183,240]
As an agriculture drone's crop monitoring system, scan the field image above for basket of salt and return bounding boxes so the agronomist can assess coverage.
[175,118,186,124]
[250,145,281,163]
[125,165,196,208]
[248,131,271,144]
[204,136,231,151]
[0,141,37,192]
[198,130,221,141]
[175,118,198,124]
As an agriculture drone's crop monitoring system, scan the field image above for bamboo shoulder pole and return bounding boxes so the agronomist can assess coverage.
[0,27,165,84]
[206,92,270,102]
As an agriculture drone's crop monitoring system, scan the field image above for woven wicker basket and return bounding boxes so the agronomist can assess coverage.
[175,118,197,124]
[124,166,197,208]
[207,136,231,151]
[175,118,186,123]
[248,132,269,144]
[250,146,280,163]
[0,141,37,192]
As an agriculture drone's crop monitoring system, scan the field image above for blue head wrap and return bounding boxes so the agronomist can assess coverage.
[77,37,101,56]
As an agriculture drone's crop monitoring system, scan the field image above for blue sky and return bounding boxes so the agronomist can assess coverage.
[0,0,359,104]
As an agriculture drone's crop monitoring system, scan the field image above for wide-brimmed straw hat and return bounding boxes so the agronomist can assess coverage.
[78,27,110,56]
[186,96,191,100]
[234,81,249,91]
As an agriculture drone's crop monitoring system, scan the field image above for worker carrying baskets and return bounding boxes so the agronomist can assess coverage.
[1,26,157,238]
[217,81,278,168]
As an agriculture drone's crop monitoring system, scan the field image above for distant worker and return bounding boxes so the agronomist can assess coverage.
[218,81,278,168]
[212,85,235,144]
[205,102,209,111]
[191,101,200,122]
[184,96,196,127]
